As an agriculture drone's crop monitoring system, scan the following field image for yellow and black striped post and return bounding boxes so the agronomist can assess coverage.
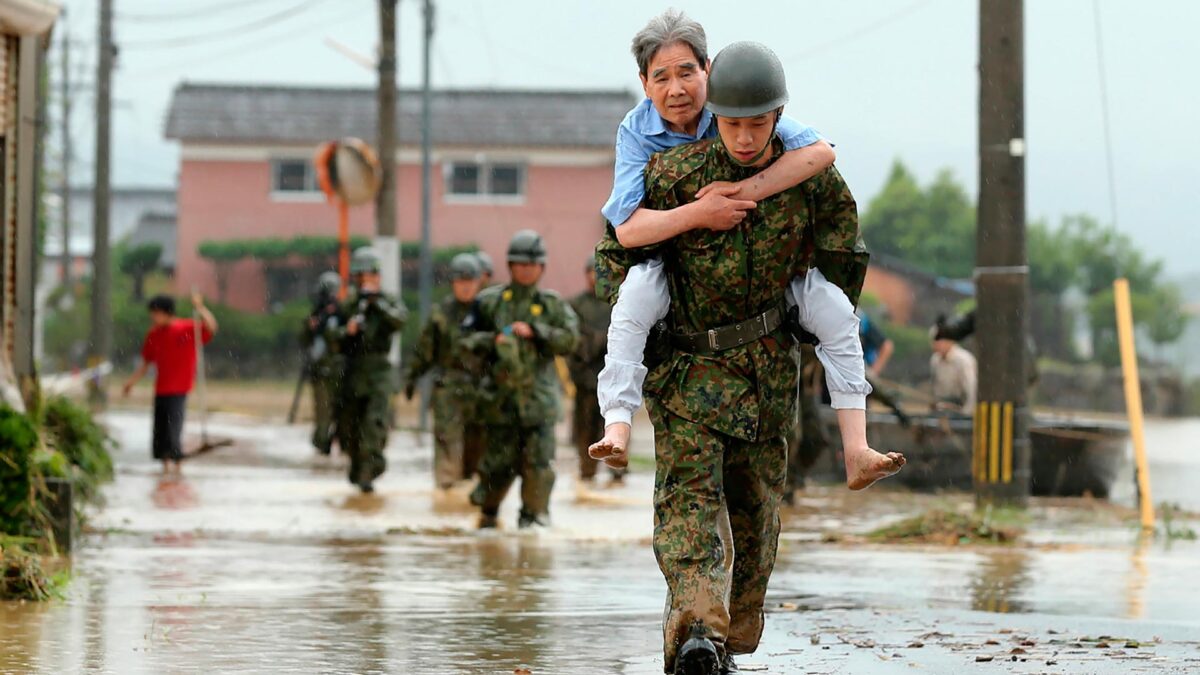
[973,400,1030,501]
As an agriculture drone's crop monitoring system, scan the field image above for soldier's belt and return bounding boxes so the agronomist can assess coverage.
[670,305,786,355]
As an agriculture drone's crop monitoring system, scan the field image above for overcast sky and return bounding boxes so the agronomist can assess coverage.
[53,0,1200,277]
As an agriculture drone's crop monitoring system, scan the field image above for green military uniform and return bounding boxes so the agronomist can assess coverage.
[330,249,408,490]
[403,268,486,488]
[301,272,345,456]
[567,264,614,481]
[463,231,580,527]
[595,145,867,669]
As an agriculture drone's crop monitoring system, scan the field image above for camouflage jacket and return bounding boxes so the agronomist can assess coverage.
[567,289,610,392]
[402,295,480,393]
[299,298,345,379]
[327,288,408,396]
[459,283,580,426]
[595,138,868,442]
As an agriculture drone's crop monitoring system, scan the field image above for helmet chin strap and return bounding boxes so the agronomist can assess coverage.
[721,109,783,167]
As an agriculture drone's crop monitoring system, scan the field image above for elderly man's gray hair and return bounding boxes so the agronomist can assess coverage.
[630,9,708,77]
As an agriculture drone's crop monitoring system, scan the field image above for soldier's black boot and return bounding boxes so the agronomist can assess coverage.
[517,510,549,530]
[720,653,739,674]
[478,508,499,530]
[357,481,374,494]
[674,625,720,675]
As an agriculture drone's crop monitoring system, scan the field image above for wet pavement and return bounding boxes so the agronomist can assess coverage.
[2,409,1199,673]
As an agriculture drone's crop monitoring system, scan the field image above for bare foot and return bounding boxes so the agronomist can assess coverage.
[845,446,905,491]
[588,423,630,470]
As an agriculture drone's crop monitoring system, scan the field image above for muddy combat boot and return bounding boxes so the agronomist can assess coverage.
[517,510,549,531]
[478,508,499,530]
[357,481,375,494]
[675,625,720,675]
[720,653,739,674]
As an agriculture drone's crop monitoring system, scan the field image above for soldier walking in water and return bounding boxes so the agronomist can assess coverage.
[403,253,487,489]
[462,230,579,529]
[331,247,407,494]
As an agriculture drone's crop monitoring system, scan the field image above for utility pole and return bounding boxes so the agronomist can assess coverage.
[974,0,1029,506]
[60,25,71,289]
[91,0,113,401]
[419,0,433,322]
[376,0,397,238]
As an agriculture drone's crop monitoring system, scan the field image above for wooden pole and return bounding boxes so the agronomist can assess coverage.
[1113,278,1155,530]
[974,0,1030,506]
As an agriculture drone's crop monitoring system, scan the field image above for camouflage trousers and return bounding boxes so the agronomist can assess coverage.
[338,387,390,486]
[471,423,556,521]
[431,384,485,488]
[648,401,788,670]
[310,373,341,455]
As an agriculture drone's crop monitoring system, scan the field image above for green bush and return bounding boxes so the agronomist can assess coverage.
[0,536,57,601]
[0,406,40,537]
[40,396,114,505]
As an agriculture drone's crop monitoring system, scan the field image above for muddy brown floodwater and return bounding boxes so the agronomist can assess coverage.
[2,410,1199,673]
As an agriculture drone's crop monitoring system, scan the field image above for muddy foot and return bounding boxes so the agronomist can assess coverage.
[846,448,906,491]
[588,423,630,470]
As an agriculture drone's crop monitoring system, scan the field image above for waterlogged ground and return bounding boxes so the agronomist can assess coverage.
[2,409,1199,673]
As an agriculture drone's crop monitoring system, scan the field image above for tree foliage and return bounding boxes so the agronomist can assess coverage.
[860,161,975,279]
[117,242,163,301]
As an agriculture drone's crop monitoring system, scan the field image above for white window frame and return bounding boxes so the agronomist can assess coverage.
[443,159,527,205]
[269,158,324,202]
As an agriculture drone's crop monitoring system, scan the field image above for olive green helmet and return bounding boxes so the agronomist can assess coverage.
[705,41,789,118]
[474,251,494,275]
[350,247,382,274]
[506,229,547,264]
[314,270,341,296]
[448,252,482,280]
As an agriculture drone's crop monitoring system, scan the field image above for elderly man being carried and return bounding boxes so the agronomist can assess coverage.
[589,9,902,492]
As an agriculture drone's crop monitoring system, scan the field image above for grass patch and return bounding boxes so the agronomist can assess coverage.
[1158,502,1198,542]
[868,506,1024,546]
[0,536,66,601]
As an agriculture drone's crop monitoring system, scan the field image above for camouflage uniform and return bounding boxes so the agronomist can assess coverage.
[463,282,579,525]
[595,139,867,668]
[331,286,407,488]
[301,288,345,455]
[403,295,486,488]
[567,284,614,480]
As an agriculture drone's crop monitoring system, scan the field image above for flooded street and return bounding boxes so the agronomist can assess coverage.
[3,410,1200,673]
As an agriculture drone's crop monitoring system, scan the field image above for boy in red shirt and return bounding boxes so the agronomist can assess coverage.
[123,293,218,475]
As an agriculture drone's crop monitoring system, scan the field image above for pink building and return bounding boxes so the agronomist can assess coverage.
[164,83,635,311]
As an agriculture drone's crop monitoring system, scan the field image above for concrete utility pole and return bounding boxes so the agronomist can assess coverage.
[60,26,71,288]
[974,0,1030,506]
[376,0,397,238]
[91,0,113,396]
[418,0,433,322]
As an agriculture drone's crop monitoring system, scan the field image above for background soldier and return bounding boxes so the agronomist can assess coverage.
[462,230,579,529]
[402,253,487,489]
[567,256,622,484]
[332,247,408,493]
[474,250,495,287]
[301,271,345,458]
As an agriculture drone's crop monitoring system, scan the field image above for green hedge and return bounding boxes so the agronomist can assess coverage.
[39,396,114,505]
[0,406,39,537]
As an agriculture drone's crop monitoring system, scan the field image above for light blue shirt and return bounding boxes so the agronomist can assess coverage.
[600,97,825,227]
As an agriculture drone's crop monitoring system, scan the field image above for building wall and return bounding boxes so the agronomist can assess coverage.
[862,266,916,324]
[175,152,611,311]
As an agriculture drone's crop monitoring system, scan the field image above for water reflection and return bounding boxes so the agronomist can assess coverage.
[969,549,1030,614]
[466,539,555,671]
[151,477,198,510]
[1125,534,1151,620]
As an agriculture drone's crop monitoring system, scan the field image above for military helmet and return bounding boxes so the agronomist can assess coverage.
[705,41,789,118]
[314,270,341,296]
[449,252,482,280]
[475,250,494,275]
[506,229,547,264]
[350,246,382,274]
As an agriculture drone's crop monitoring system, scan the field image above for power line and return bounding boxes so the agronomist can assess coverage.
[1092,0,1119,231]
[784,0,941,61]
[117,0,285,23]
[124,4,365,80]
[121,0,334,49]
